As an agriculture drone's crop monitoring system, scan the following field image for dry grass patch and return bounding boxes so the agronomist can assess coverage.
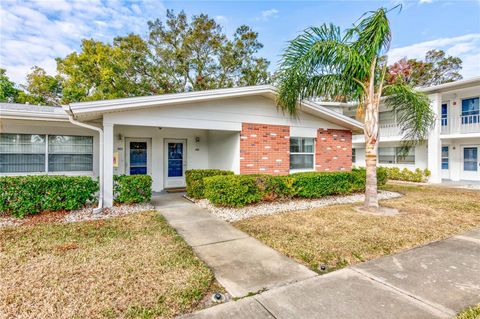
[233,184,480,272]
[0,211,214,319]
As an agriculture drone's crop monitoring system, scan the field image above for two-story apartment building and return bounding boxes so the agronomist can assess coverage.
[339,77,480,183]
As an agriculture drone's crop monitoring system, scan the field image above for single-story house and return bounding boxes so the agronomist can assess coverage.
[0,85,363,208]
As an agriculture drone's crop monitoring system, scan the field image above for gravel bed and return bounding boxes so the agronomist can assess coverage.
[195,191,402,222]
[64,203,155,223]
[0,203,155,228]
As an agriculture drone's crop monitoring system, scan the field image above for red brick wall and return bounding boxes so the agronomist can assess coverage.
[240,123,290,175]
[315,129,352,172]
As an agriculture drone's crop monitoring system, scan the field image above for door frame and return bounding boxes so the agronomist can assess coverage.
[461,144,480,181]
[163,138,187,188]
[125,137,152,175]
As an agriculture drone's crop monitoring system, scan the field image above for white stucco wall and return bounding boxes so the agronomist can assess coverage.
[207,130,240,174]
[103,96,346,132]
[441,138,480,181]
[1,119,100,177]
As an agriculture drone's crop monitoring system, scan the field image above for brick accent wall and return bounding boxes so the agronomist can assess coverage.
[240,123,290,175]
[315,129,352,172]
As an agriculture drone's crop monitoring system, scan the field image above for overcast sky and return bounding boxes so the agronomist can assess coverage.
[1,0,479,85]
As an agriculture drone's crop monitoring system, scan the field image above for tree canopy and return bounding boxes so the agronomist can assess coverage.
[2,10,270,105]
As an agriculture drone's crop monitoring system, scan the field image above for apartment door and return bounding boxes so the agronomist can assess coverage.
[126,138,151,175]
[164,139,187,188]
[462,145,480,181]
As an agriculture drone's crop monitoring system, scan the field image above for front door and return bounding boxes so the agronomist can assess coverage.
[164,139,187,188]
[462,146,480,181]
[126,138,151,175]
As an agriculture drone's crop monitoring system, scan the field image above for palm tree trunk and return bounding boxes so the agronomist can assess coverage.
[363,60,380,209]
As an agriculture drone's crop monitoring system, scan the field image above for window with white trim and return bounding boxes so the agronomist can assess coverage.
[442,146,449,170]
[48,135,93,172]
[0,134,46,173]
[378,147,415,165]
[290,137,314,170]
[352,148,356,163]
[0,133,93,173]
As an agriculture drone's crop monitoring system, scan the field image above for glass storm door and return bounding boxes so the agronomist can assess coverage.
[462,146,479,181]
[164,139,186,188]
[127,139,150,175]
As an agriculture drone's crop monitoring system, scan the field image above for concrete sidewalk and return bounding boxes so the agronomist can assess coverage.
[183,229,480,319]
[156,194,316,298]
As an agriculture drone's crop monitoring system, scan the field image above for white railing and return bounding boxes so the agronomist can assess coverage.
[441,115,480,135]
[379,123,402,138]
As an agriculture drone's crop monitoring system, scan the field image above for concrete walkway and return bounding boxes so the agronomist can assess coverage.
[154,194,316,298]
[154,194,480,318]
[184,229,480,319]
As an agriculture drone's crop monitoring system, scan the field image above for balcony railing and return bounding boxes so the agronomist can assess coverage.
[441,115,480,135]
[379,123,402,138]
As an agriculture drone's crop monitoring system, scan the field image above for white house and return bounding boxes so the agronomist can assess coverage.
[338,77,480,183]
[0,85,362,208]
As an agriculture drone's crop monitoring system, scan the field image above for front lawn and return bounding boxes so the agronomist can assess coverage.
[0,211,214,318]
[233,184,480,272]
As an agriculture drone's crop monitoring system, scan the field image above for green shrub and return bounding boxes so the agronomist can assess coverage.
[185,169,234,199]
[351,167,388,187]
[382,167,430,182]
[204,175,263,207]
[292,171,364,198]
[113,175,152,204]
[0,175,98,218]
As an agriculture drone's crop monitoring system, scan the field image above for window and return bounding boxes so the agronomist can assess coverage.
[462,97,479,124]
[379,111,395,124]
[379,147,415,165]
[0,134,46,173]
[290,137,314,170]
[464,147,478,172]
[48,135,93,172]
[0,133,93,173]
[352,148,356,163]
[441,103,448,126]
[442,146,449,170]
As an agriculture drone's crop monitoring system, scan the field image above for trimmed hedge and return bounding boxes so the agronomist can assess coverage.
[204,169,389,207]
[0,175,98,218]
[185,169,234,199]
[113,175,152,204]
[204,175,263,207]
[382,167,430,183]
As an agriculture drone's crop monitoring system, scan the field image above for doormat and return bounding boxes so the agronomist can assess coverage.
[165,188,186,193]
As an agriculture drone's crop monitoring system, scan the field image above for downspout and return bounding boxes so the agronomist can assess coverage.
[65,105,104,213]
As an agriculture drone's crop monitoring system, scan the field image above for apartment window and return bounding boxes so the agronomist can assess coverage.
[379,111,395,124]
[0,134,46,173]
[462,97,479,124]
[0,133,93,173]
[442,146,449,170]
[441,103,448,126]
[378,147,415,165]
[352,148,356,163]
[290,137,314,170]
[48,135,93,172]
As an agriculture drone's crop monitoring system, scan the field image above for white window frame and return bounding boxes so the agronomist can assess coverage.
[289,137,315,173]
[0,133,94,176]
[378,146,415,165]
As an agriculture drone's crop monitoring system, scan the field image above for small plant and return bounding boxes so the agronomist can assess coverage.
[113,175,152,204]
[381,167,430,182]
[185,169,234,199]
[0,175,98,217]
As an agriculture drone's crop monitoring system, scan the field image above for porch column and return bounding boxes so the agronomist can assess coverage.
[103,123,114,207]
[428,93,442,183]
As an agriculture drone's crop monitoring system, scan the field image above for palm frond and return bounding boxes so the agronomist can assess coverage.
[383,84,435,144]
[349,8,392,61]
[276,24,367,115]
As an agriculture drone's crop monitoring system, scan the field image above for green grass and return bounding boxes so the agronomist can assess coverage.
[0,211,214,318]
[456,304,480,319]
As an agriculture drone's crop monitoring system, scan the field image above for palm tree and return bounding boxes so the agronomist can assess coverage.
[277,7,435,211]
